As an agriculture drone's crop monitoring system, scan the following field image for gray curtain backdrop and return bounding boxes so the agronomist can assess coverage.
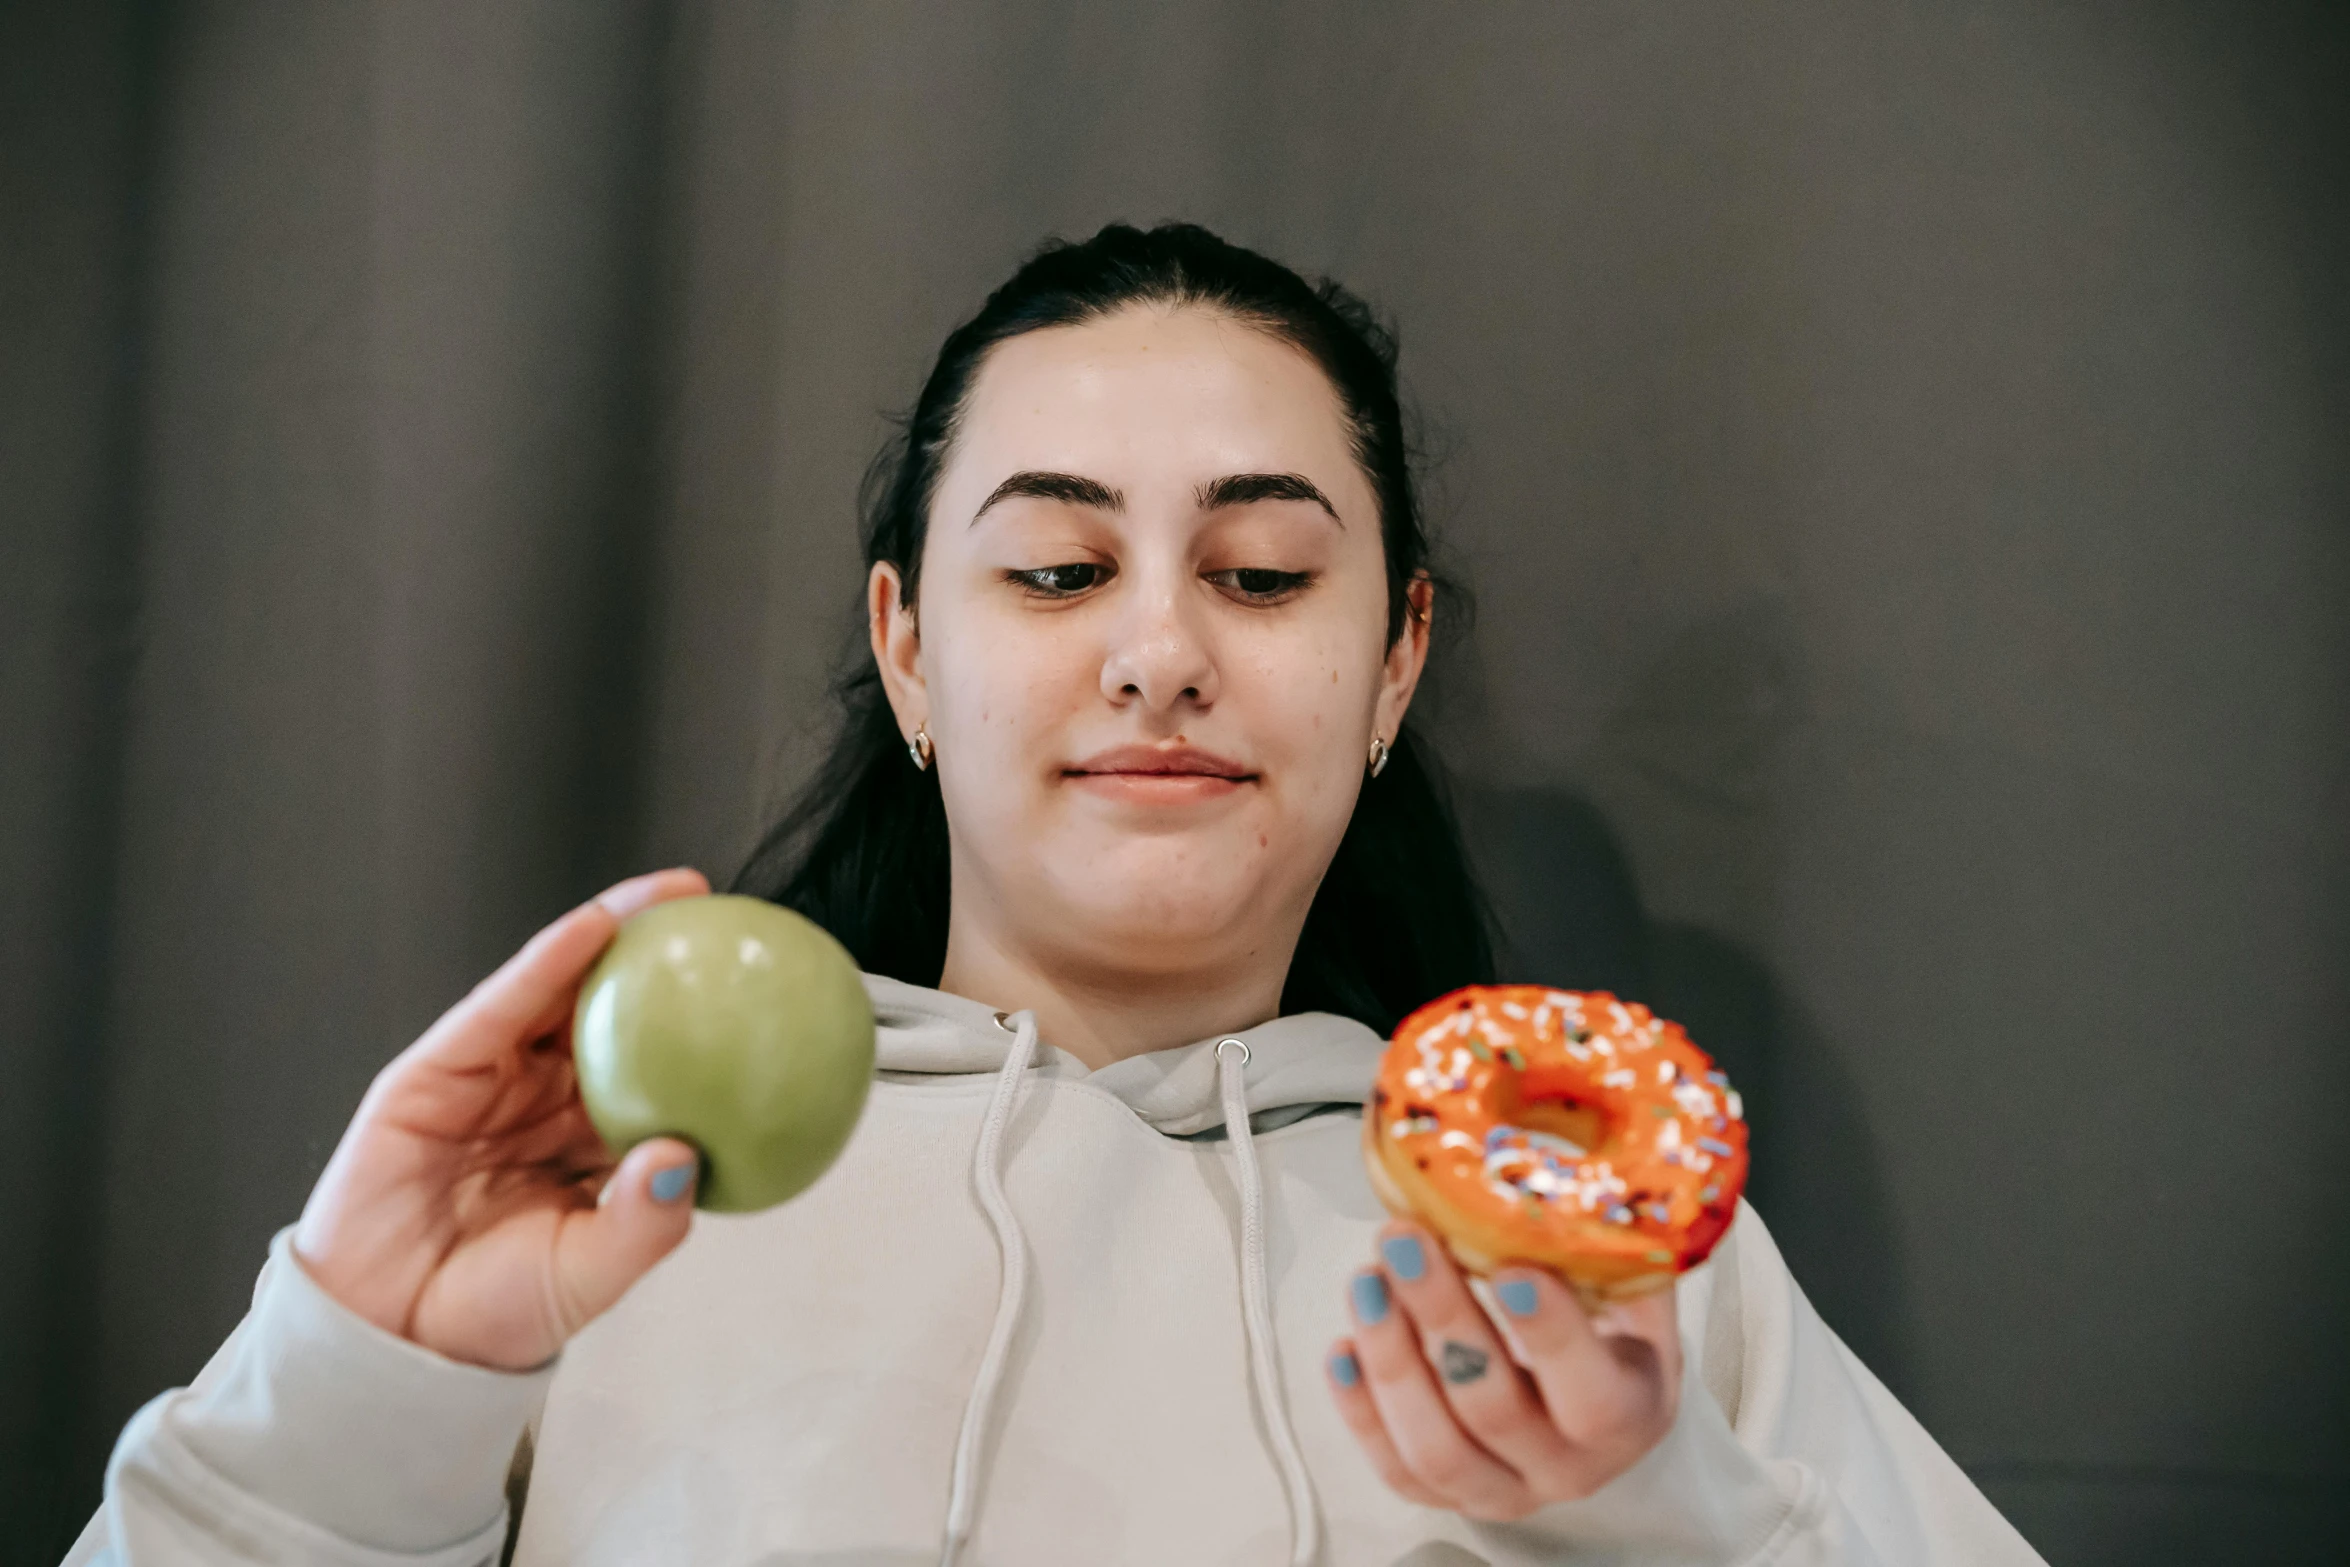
[4,3,2344,1562]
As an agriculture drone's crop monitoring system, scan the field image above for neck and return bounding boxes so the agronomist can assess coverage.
[936,915,1292,1071]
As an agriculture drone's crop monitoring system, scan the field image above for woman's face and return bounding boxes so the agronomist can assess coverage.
[872,304,1430,991]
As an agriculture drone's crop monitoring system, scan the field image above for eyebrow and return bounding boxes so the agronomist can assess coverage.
[970,469,1341,524]
[1196,471,1339,521]
[973,471,1124,521]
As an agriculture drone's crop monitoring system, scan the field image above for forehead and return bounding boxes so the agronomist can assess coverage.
[940,304,1371,514]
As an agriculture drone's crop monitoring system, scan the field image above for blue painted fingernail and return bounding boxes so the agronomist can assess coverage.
[1351,1271,1390,1324]
[1381,1234,1426,1281]
[650,1164,695,1203]
[1496,1278,1540,1318]
[1330,1350,1361,1387]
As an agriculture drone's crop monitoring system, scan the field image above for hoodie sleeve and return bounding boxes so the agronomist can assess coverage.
[1470,1203,2045,1566]
[63,1228,552,1567]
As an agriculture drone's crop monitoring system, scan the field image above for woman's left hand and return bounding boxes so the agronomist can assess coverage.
[1326,1220,1680,1520]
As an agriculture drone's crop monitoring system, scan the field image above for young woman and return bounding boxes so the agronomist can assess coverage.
[74,225,2040,1565]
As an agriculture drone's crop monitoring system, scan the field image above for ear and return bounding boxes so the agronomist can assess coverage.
[869,562,927,743]
[1373,573,1435,744]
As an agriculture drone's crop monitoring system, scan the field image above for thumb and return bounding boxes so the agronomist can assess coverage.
[552,1137,700,1335]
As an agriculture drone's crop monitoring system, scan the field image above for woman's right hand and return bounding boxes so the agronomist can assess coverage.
[291,869,711,1371]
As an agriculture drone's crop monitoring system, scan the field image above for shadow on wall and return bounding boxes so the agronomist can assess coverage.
[1455,785,1919,1406]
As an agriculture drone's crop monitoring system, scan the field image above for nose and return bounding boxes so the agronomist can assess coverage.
[1099,571,1218,712]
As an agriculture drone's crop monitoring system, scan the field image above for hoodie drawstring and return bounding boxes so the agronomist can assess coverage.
[1217,1039,1323,1567]
[938,1019,1321,1567]
[939,1010,1039,1567]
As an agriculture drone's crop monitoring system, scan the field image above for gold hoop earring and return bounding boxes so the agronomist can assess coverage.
[1367,735,1391,778]
[908,724,933,771]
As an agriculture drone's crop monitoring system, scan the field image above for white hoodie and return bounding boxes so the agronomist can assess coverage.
[71,976,2043,1565]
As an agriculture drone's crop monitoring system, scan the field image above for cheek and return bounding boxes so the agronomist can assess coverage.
[1245,628,1385,795]
[924,604,1093,770]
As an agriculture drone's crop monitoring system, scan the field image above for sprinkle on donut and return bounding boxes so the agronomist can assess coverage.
[1363,985,1749,1300]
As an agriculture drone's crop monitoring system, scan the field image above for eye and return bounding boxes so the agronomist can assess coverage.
[1206,567,1312,604]
[1006,562,1111,597]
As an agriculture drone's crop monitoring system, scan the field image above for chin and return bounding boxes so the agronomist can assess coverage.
[1041,835,1292,974]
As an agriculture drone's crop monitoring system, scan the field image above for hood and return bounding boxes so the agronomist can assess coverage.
[865,973,1385,1137]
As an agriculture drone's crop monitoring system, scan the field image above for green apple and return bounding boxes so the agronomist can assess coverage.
[573,894,875,1212]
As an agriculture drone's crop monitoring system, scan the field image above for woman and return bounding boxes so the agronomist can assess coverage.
[73,225,2039,1565]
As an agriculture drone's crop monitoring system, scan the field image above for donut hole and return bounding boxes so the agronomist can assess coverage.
[1510,1096,1606,1155]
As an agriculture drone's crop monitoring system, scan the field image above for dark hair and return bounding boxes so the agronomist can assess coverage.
[732,222,1492,1035]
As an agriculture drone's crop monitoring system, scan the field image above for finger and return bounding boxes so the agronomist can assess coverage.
[499,1097,615,1179]
[1325,1339,1446,1507]
[510,868,713,1041]
[550,1136,700,1336]
[1491,1267,1679,1457]
[1347,1266,1531,1517]
[1375,1224,1577,1487]
[401,907,613,1077]
[593,866,710,922]
[1591,1286,1683,1421]
[518,869,712,1040]
[412,869,711,1071]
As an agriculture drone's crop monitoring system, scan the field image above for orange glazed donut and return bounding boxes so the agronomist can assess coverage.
[1364,985,1749,1300]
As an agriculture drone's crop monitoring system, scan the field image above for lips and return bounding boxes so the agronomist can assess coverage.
[1063,743,1255,781]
